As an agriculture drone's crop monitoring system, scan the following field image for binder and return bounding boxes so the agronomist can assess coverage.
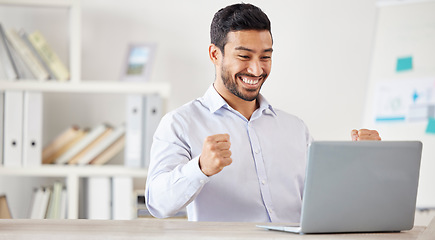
[86,177,111,220]
[22,92,43,166]
[112,177,133,220]
[3,91,24,167]
[124,94,162,168]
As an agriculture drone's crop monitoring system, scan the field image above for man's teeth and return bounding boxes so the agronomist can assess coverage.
[241,77,259,85]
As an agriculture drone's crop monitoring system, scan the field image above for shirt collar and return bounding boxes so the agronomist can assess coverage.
[200,84,277,117]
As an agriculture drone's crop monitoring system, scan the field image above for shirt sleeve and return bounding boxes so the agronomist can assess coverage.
[145,112,210,218]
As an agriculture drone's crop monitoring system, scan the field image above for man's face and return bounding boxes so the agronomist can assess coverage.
[218,30,273,101]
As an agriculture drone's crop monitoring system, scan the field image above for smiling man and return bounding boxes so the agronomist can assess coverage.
[145,3,380,223]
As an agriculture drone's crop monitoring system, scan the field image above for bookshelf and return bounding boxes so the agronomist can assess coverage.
[0,0,168,219]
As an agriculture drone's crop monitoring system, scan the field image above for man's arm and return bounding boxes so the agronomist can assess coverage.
[145,115,210,218]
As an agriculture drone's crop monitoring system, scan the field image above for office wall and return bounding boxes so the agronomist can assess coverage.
[77,0,377,141]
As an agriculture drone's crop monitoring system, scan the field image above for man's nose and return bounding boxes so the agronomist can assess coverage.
[247,60,262,76]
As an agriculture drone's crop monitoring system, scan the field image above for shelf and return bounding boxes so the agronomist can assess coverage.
[0,0,77,8]
[0,165,148,178]
[0,81,171,97]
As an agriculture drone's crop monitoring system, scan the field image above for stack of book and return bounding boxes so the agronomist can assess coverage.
[43,123,126,165]
[0,22,69,81]
[29,181,67,219]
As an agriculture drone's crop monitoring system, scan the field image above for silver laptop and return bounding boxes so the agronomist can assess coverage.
[258,141,422,234]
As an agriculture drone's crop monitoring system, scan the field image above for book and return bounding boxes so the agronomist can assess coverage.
[19,30,54,80]
[0,23,18,80]
[46,181,63,219]
[5,28,50,81]
[48,129,89,163]
[30,187,51,219]
[78,124,126,165]
[67,125,113,165]
[90,135,125,165]
[55,123,109,165]
[7,39,35,80]
[60,187,67,219]
[42,126,81,164]
[27,30,69,81]
[0,91,3,166]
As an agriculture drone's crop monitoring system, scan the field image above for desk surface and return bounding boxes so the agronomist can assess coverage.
[0,218,433,240]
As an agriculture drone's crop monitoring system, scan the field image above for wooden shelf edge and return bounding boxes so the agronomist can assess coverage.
[0,81,171,97]
[0,165,148,178]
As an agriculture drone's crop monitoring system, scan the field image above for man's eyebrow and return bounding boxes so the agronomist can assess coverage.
[235,46,273,53]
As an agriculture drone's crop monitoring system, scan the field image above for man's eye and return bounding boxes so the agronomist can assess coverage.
[238,55,249,59]
[261,56,271,60]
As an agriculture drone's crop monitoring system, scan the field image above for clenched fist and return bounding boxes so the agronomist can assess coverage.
[351,129,381,141]
[199,134,232,176]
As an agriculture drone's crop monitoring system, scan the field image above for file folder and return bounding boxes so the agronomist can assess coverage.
[3,91,24,167]
[112,177,133,220]
[22,92,43,166]
[124,94,162,168]
[86,177,111,220]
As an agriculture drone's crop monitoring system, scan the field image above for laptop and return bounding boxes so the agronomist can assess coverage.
[257,141,422,234]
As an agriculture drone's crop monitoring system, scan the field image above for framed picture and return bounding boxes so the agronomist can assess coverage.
[121,43,156,82]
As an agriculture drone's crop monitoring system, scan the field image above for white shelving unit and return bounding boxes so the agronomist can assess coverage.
[0,0,169,219]
[0,166,148,219]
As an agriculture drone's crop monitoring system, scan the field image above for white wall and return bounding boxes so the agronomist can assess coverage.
[79,0,377,141]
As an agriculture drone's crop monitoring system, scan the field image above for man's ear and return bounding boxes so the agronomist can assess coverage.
[209,44,221,65]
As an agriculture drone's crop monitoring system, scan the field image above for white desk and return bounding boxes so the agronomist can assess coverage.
[0,218,433,240]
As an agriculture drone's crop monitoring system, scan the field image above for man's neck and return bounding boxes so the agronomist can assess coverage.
[213,84,259,120]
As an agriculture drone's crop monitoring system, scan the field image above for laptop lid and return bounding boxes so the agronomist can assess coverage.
[298,141,422,234]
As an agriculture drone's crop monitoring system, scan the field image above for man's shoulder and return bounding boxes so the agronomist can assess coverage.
[272,108,306,123]
[162,98,209,123]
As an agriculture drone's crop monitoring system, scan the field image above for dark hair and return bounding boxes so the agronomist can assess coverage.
[210,3,272,54]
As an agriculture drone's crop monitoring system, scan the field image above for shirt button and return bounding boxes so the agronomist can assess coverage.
[261,180,266,185]
[255,149,260,154]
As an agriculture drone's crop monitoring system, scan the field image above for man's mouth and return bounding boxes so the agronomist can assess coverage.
[240,76,260,85]
[237,73,266,86]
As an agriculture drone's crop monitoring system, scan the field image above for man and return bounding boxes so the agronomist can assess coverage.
[145,3,380,223]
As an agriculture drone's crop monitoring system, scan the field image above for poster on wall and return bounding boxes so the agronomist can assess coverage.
[373,78,435,123]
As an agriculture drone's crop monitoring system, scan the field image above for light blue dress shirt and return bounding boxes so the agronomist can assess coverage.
[145,85,313,222]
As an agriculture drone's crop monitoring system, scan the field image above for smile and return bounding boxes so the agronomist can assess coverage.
[239,76,262,85]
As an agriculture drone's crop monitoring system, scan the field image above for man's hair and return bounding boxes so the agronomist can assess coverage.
[210,3,271,54]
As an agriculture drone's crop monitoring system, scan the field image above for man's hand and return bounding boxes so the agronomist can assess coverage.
[199,134,232,176]
[351,129,381,141]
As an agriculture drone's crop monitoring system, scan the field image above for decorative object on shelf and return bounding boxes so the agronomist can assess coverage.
[0,194,12,219]
[121,43,156,82]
